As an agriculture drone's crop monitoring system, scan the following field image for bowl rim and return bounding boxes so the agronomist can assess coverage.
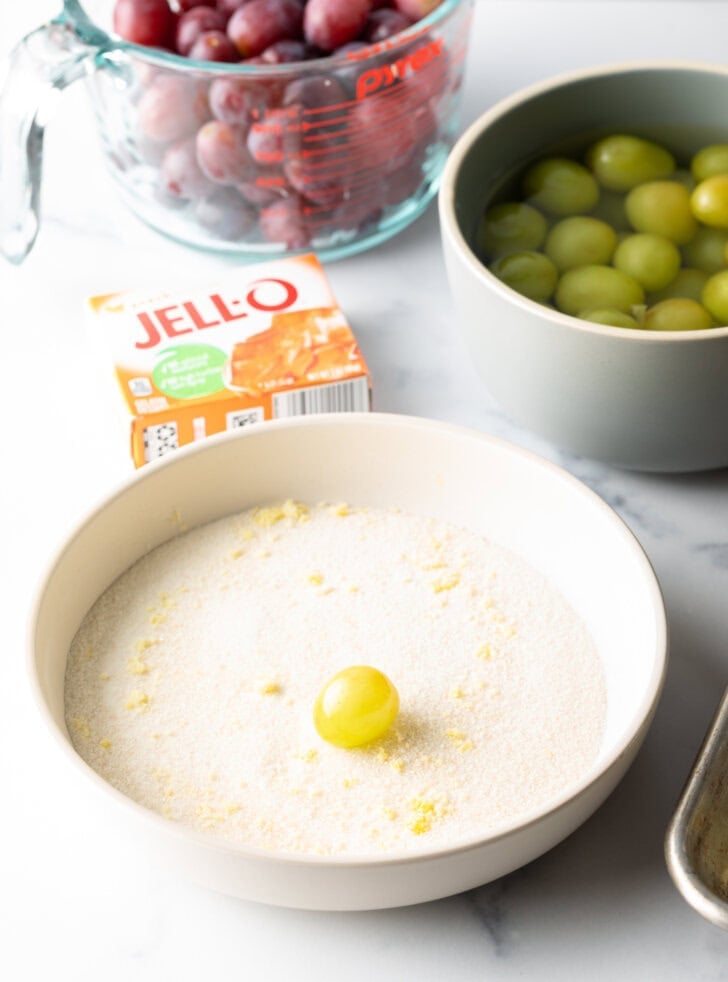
[439,58,728,343]
[64,0,469,76]
[27,412,669,869]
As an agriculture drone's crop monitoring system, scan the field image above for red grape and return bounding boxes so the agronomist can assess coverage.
[216,0,253,16]
[138,74,210,143]
[196,120,258,183]
[392,0,442,19]
[175,6,226,54]
[364,8,412,43]
[209,77,270,126]
[188,30,239,60]
[113,0,176,47]
[282,74,348,109]
[227,0,303,58]
[161,136,213,197]
[194,187,257,239]
[303,0,372,52]
[247,107,289,165]
[259,194,310,248]
[177,0,216,11]
[259,39,314,63]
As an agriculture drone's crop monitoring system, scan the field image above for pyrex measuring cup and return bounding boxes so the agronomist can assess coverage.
[0,0,474,263]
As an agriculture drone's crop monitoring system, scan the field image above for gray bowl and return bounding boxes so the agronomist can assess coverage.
[438,61,728,472]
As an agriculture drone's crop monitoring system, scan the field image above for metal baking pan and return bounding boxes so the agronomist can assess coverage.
[665,687,728,930]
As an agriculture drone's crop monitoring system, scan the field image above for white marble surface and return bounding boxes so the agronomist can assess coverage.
[2,1,728,977]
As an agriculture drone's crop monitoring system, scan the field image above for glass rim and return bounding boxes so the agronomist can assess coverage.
[60,0,469,76]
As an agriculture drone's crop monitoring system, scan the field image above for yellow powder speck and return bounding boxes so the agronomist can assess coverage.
[409,815,433,835]
[82,645,95,662]
[166,789,175,797]
[225,803,241,815]
[449,686,465,700]
[135,637,158,654]
[125,690,150,711]
[446,729,474,751]
[498,623,517,639]
[297,748,319,763]
[151,732,162,740]
[375,747,391,763]
[476,643,494,661]
[240,527,256,541]
[257,549,272,559]
[390,759,405,773]
[349,584,360,593]
[259,680,281,695]
[420,559,446,571]
[382,806,398,821]
[168,509,188,532]
[342,777,359,789]
[71,717,91,739]
[99,738,112,750]
[307,572,324,586]
[127,654,149,675]
[254,499,309,527]
[98,672,111,682]
[229,548,244,560]
[432,571,461,593]
[331,502,350,517]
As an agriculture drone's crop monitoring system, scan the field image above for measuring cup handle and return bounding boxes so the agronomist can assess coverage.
[0,19,102,264]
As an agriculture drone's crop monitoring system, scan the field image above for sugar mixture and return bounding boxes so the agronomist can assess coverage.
[64,500,607,857]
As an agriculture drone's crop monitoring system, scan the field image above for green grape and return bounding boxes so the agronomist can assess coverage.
[476,202,548,258]
[690,175,728,228]
[314,666,399,749]
[625,180,697,244]
[669,168,696,191]
[554,264,644,316]
[589,189,629,229]
[691,144,728,181]
[586,134,675,192]
[702,269,728,322]
[522,157,599,216]
[489,250,558,301]
[647,267,709,304]
[681,226,728,273]
[544,216,617,271]
[643,298,714,332]
[613,233,681,291]
[580,307,642,329]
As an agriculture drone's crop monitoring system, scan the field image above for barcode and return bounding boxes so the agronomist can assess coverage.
[273,377,370,418]
[226,407,264,429]
[143,421,179,462]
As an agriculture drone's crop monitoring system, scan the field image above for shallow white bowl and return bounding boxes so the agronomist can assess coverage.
[29,413,667,910]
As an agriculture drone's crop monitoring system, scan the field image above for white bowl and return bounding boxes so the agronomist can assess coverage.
[29,413,667,910]
[438,61,728,472]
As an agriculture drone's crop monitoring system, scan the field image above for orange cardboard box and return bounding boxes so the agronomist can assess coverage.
[87,254,372,467]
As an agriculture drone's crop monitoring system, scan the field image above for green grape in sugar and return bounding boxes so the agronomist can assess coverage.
[586,134,675,192]
[625,180,697,244]
[691,144,728,181]
[643,298,714,332]
[580,308,642,329]
[489,251,559,302]
[613,233,681,291]
[554,264,644,316]
[701,269,728,322]
[522,157,599,216]
[477,202,548,258]
[690,175,728,228]
[314,666,399,749]
[647,267,709,304]
[544,216,617,271]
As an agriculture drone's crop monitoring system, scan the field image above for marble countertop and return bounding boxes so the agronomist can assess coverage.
[2,1,728,977]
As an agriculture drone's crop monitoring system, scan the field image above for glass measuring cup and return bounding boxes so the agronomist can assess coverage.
[0,0,474,264]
